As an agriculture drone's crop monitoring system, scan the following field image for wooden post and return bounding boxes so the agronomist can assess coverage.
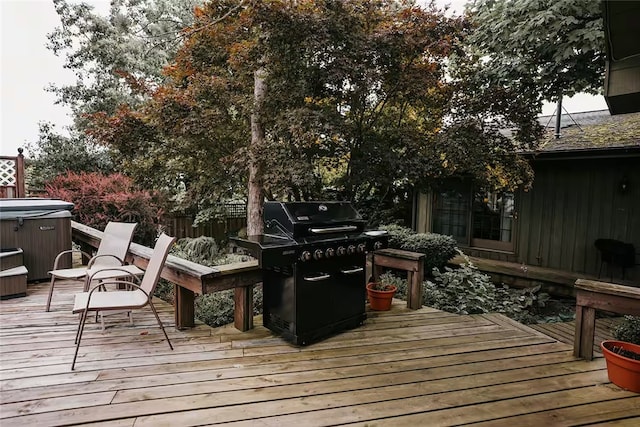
[15,148,25,198]
[573,304,596,360]
[174,284,195,330]
[573,279,640,360]
[234,285,254,331]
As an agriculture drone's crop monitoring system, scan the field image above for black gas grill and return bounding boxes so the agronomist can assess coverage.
[232,201,388,345]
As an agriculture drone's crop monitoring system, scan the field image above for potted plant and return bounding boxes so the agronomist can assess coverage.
[366,278,397,311]
[600,340,640,393]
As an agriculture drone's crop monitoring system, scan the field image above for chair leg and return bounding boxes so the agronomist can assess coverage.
[598,261,603,279]
[149,300,173,350]
[72,309,90,370]
[45,276,56,312]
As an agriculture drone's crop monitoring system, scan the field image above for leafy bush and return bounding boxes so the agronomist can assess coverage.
[379,224,457,274]
[45,171,163,246]
[614,316,640,345]
[167,235,260,328]
[379,224,415,248]
[423,251,548,324]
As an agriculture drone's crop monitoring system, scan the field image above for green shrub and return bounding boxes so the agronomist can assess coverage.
[379,224,457,274]
[379,224,415,248]
[614,316,640,345]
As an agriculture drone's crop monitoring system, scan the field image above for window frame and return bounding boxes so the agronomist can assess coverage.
[428,183,517,253]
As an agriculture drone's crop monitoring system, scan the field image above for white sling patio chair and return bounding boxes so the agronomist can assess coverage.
[46,222,142,311]
[71,233,176,370]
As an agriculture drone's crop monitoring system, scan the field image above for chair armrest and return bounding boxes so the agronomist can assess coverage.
[87,254,126,268]
[86,267,142,284]
[86,278,143,293]
[52,249,92,270]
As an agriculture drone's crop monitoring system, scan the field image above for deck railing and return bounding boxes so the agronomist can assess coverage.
[0,149,25,198]
[71,221,261,331]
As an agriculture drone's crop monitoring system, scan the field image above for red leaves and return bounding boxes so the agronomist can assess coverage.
[45,172,164,246]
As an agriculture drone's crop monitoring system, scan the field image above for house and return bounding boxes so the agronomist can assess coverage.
[413,109,640,287]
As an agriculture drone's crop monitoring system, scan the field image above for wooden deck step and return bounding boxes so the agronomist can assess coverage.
[0,248,24,272]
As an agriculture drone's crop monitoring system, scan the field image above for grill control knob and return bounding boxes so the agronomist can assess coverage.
[357,243,366,253]
[313,249,324,260]
[347,245,356,255]
[374,240,384,250]
[300,251,312,262]
[325,247,335,258]
[337,246,347,256]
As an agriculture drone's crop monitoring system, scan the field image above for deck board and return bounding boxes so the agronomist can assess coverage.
[530,316,624,356]
[1,280,638,426]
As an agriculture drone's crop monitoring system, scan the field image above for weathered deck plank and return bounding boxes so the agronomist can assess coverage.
[1,280,637,426]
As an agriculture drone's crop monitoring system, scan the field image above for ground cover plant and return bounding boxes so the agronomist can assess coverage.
[384,251,552,325]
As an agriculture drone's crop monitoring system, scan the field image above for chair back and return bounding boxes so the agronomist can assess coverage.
[139,233,176,296]
[94,222,138,267]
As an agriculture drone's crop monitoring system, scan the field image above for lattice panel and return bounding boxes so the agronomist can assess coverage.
[0,159,17,186]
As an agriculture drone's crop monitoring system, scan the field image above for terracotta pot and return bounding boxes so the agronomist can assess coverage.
[601,340,640,393]
[366,282,397,311]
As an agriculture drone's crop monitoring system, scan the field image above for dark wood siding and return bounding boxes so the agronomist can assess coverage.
[517,157,640,282]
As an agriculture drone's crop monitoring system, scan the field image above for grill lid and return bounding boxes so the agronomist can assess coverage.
[264,201,366,237]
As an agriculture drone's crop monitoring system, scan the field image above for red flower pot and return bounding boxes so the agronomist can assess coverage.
[600,340,640,393]
[366,282,397,311]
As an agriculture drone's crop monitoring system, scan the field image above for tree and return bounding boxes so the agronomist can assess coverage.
[90,0,470,230]
[86,0,547,232]
[47,0,199,125]
[26,122,114,190]
[28,0,200,190]
[466,0,605,103]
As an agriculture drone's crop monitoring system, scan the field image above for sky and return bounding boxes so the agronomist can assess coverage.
[0,0,608,157]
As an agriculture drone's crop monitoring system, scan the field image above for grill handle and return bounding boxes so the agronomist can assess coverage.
[303,273,331,282]
[341,267,364,275]
[308,225,358,234]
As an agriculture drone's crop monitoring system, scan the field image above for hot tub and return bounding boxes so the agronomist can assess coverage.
[0,198,74,281]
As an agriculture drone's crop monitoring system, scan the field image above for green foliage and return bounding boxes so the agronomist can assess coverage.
[377,272,406,296]
[26,123,114,190]
[379,224,458,274]
[172,236,252,266]
[88,0,536,216]
[48,0,197,122]
[424,252,548,324]
[167,235,259,328]
[38,0,200,196]
[45,172,164,246]
[614,316,640,345]
[379,224,415,248]
[466,0,604,103]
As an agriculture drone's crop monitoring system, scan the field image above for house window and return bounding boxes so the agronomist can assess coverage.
[470,191,514,251]
[432,186,470,244]
[430,185,515,252]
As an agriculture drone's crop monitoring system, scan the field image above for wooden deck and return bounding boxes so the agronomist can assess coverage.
[530,317,624,358]
[1,280,639,426]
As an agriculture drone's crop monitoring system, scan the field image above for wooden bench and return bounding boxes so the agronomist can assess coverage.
[573,278,640,360]
[372,248,425,310]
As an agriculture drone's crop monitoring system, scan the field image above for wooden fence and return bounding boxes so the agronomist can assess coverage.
[0,149,25,199]
[163,204,246,241]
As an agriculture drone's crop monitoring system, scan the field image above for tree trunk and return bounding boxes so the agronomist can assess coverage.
[247,68,266,236]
